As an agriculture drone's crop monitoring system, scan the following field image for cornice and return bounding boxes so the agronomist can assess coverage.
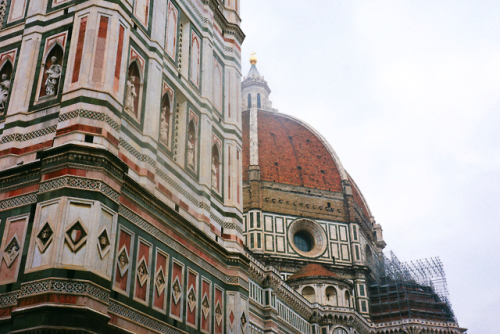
[204,0,245,44]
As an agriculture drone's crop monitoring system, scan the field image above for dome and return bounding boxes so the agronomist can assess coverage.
[287,264,338,282]
[242,109,345,192]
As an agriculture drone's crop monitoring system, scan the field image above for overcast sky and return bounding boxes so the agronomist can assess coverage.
[240,1,500,332]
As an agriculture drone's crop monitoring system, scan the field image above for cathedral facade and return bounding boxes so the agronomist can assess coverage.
[0,1,464,334]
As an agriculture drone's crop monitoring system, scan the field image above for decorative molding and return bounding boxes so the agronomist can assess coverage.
[156,168,199,206]
[118,205,247,289]
[19,279,110,304]
[59,109,120,132]
[0,0,7,28]
[0,291,18,307]
[109,300,184,334]
[39,176,120,202]
[1,125,57,144]
[0,193,37,211]
[119,138,156,167]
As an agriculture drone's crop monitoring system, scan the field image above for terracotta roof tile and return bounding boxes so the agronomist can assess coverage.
[287,263,338,281]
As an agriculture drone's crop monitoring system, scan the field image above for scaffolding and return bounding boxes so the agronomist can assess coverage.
[368,251,456,324]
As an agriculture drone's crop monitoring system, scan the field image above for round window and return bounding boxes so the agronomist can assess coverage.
[288,219,327,258]
[293,231,314,252]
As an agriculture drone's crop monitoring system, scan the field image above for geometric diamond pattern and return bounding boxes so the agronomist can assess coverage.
[136,257,149,287]
[64,219,88,253]
[201,294,210,319]
[117,246,130,277]
[97,227,111,259]
[172,278,181,305]
[36,222,54,254]
[155,267,166,296]
[3,234,20,267]
[187,287,196,312]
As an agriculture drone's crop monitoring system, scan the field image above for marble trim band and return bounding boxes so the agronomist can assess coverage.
[20,278,110,304]
[155,167,200,207]
[0,291,18,307]
[118,205,248,290]
[0,179,39,194]
[1,125,57,144]
[109,300,185,334]
[39,176,120,202]
[59,109,120,132]
[119,138,156,167]
[0,193,37,211]
[156,168,241,233]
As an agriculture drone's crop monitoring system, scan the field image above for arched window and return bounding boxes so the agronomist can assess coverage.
[190,33,200,86]
[165,2,178,59]
[125,61,141,116]
[257,93,261,108]
[39,44,64,99]
[302,286,315,303]
[247,93,251,108]
[325,286,337,306]
[160,93,171,145]
[344,290,350,307]
[187,120,197,170]
[211,144,220,192]
[213,58,222,111]
[0,60,13,115]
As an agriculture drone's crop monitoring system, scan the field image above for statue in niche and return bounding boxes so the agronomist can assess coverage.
[124,75,137,113]
[160,107,169,143]
[45,56,62,97]
[0,74,10,114]
[211,155,219,190]
[187,131,195,169]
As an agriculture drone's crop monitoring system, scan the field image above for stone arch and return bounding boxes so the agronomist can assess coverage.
[344,290,351,307]
[325,286,337,306]
[39,43,64,99]
[301,286,315,303]
[125,60,142,116]
[332,326,349,334]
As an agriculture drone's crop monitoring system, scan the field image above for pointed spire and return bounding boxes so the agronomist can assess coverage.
[247,52,261,79]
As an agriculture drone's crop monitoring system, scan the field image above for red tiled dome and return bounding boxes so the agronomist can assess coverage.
[242,110,344,192]
[287,264,338,281]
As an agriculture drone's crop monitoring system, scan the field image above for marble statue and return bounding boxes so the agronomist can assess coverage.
[212,156,219,189]
[45,56,61,96]
[125,75,137,113]
[160,107,169,143]
[187,132,195,168]
[0,73,10,114]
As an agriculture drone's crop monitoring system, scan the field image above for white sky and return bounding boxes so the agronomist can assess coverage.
[240,1,500,332]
